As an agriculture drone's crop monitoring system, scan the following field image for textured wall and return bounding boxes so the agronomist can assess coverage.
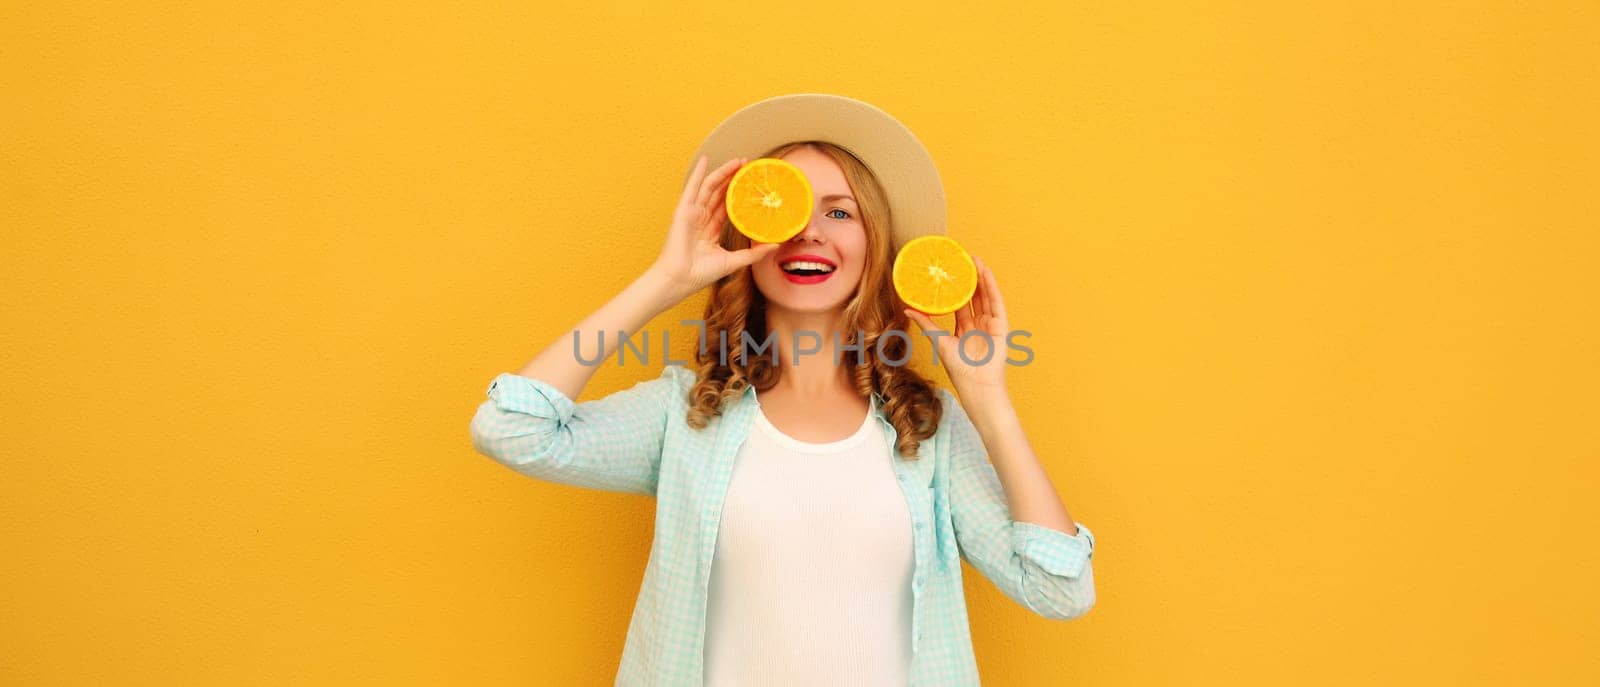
[4,2,1597,685]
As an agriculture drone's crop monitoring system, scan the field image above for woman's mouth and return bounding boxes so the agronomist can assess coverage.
[780,258,836,285]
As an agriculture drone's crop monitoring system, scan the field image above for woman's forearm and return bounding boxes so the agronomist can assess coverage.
[960,385,1081,536]
[514,268,685,401]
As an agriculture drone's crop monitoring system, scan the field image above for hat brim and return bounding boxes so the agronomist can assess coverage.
[686,93,947,252]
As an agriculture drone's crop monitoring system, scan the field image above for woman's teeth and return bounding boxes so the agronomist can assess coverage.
[781,261,835,274]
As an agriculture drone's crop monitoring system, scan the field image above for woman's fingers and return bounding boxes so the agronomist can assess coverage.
[904,309,935,336]
[980,258,1007,326]
[732,242,781,268]
[703,200,728,240]
[971,255,989,319]
[970,255,992,322]
[904,309,956,363]
[707,159,741,226]
[681,155,708,207]
[700,158,746,240]
[954,299,976,336]
[960,256,985,321]
[696,157,743,210]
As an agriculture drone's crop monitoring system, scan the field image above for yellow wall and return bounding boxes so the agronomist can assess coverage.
[4,2,1596,684]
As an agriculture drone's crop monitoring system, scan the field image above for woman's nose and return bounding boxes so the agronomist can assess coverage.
[790,218,824,244]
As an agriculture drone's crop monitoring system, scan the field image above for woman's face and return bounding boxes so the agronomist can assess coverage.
[750,146,868,315]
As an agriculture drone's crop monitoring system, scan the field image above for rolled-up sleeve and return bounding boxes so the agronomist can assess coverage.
[468,365,688,497]
[943,389,1097,620]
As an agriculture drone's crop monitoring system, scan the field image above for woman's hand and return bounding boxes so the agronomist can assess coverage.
[647,155,782,303]
[904,255,1012,396]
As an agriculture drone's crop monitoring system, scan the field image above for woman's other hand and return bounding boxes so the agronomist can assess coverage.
[904,255,1013,396]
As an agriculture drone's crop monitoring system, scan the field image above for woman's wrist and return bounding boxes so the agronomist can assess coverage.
[635,267,693,314]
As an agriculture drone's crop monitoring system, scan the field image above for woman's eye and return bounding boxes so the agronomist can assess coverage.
[827,208,851,220]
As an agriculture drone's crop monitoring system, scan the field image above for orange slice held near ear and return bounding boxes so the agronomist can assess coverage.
[724,158,815,243]
[893,235,979,316]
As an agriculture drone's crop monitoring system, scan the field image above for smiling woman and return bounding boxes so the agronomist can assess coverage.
[471,93,1096,686]
[693,140,933,454]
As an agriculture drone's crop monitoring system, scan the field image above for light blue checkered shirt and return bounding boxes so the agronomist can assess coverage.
[470,364,1096,685]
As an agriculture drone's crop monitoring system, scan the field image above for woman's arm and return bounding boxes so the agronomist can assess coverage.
[957,385,1082,536]
[943,388,1097,620]
[906,255,1096,619]
[516,154,779,401]
[469,269,685,497]
[514,269,683,401]
[470,155,779,496]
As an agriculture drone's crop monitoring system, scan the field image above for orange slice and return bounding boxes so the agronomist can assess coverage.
[893,235,978,315]
[724,158,814,243]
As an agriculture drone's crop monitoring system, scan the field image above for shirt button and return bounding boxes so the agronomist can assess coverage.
[914,521,925,530]
[915,575,924,587]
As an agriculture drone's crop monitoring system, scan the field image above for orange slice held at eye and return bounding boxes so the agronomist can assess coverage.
[724,158,815,243]
[893,235,979,316]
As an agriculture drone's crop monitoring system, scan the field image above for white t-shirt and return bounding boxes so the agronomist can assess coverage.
[703,395,915,686]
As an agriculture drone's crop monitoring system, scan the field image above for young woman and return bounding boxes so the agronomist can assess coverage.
[471,94,1096,686]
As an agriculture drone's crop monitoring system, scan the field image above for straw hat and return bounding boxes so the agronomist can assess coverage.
[684,93,947,252]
